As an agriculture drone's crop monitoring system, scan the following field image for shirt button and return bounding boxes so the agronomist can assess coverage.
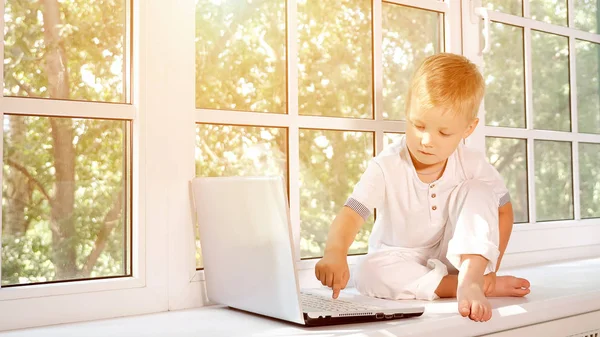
[432,205,437,211]
[430,184,435,188]
[431,193,436,198]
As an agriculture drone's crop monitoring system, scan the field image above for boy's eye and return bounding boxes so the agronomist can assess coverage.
[414,124,425,130]
[440,132,452,137]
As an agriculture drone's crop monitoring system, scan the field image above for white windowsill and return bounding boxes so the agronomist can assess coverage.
[2,256,600,337]
[0,276,145,301]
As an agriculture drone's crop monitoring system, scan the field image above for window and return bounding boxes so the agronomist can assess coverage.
[194,0,453,265]
[481,1,600,253]
[3,0,132,285]
[0,1,172,331]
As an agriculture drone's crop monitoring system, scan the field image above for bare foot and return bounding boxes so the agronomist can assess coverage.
[457,280,492,322]
[488,276,531,297]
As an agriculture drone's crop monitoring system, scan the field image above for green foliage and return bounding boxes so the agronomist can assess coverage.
[297,0,372,118]
[383,4,442,120]
[298,130,374,258]
[530,0,567,26]
[195,0,286,112]
[580,143,600,218]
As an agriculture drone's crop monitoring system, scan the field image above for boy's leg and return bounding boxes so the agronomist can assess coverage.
[354,249,448,301]
[440,180,500,275]
[437,180,511,321]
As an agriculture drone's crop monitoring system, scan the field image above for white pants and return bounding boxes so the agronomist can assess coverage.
[354,180,500,301]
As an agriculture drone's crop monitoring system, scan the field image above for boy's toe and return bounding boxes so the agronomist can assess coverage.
[458,300,470,317]
[512,287,530,297]
[519,278,531,289]
[470,303,481,321]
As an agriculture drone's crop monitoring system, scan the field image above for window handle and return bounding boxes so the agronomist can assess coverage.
[475,7,491,54]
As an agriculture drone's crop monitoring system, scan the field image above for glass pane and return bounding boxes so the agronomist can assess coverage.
[382,4,443,120]
[573,0,599,33]
[535,140,573,222]
[2,116,130,286]
[483,0,523,16]
[486,137,528,223]
[532,31,570,132]
[383,132,404,147]
[298,0,372,118]
[195,0,286,113]
[195,124,287,268]
[576,40,600,134]
[580,143,600,219]
[484,23,525,128]
[4,1,129,102]
[530,0,567,26]
[300,130,373,258]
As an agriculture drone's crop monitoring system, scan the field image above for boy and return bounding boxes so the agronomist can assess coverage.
[314,53,531,322]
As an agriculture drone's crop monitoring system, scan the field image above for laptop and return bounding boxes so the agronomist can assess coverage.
[191,176,425,326]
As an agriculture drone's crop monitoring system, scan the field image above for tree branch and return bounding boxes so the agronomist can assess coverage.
[6,158,53,207]
[81,190,124,276]
[493,142,523,174]
[7,73,36,97]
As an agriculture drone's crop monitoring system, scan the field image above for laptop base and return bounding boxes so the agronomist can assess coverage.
[303,311,424,327]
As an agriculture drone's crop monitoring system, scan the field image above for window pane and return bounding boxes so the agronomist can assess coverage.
[2,116,130,286]
[483,0,523,16]
[484,23,525,128]
[580,143,600,219]
[298,0,372,118]
[532,31,570,132]
[383,132,403,147]
[382,4,443,120]
[573,0,599,33]
[4,1,129,103]
[486,137,528,223]
[576,40,600,134]
[300,130,373,258]
[535,140,573,221]
[195,0,286,113]
[530,0,567,26]
[195,124,287,268]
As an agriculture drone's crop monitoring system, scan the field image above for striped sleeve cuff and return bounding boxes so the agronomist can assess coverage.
[499,192,511,207]
[344,197,371,220]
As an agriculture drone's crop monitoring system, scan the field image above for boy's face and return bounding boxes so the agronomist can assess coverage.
[405,104,478,167]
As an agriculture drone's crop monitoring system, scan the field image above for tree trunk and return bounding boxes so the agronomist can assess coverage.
[42,0,77,279]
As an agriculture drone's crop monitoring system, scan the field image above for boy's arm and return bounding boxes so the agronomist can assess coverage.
[316,206,364,298]
[496,201,514,271]
[323,206,365,256]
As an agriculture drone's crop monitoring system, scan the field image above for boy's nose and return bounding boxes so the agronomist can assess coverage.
[421,133,433,146]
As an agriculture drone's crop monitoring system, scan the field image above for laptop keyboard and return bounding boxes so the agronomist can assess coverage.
[300,292,380,312]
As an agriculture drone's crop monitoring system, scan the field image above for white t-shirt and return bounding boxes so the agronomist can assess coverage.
[346,135,510,254]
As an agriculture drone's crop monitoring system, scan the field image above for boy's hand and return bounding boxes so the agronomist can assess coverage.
[315,252,350,299]
[483,272,496,296]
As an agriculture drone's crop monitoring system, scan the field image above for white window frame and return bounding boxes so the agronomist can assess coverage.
[464,0,600,261]
[0,0,180,331]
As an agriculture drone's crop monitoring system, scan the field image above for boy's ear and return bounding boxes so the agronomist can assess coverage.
[463,117,479,139]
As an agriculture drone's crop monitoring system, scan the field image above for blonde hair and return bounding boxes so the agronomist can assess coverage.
[406,53,485,121]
